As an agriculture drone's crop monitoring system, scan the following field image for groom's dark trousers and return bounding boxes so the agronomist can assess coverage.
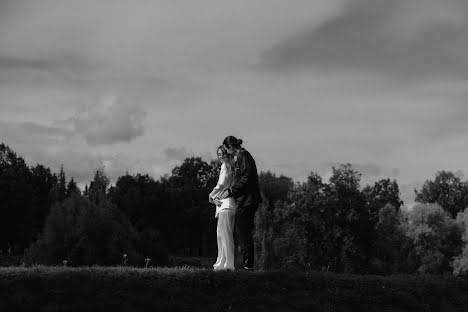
[235,203,259,268]
[229,148,262,269]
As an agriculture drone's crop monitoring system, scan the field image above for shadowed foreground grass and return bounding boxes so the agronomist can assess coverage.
[1,266,468,311]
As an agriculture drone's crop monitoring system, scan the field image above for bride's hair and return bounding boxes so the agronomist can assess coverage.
[223,136,243,149]
[216,145,234,171]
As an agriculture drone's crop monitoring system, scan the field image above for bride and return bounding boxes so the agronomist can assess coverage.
[209,145,237,271]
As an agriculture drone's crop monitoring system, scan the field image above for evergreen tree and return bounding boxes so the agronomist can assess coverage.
[66,178,80,196]
[50,165,67,203]
[88,167,110,205]
[0,143,34,251]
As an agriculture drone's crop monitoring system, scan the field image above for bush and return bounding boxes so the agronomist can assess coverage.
[369,204,412,275]
[24,193,148,266]
[254,199,275,270]
[452,208,468,276]
[254,197,307,271]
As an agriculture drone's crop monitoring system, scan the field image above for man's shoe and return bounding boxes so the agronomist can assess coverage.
[243,266,254,271]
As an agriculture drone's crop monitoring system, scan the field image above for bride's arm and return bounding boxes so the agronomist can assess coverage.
[209,164,228,200]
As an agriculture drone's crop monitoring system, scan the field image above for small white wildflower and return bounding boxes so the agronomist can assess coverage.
[144,258,151,268]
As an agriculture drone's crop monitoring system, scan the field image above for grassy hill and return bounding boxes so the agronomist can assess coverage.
[1,266,468,311]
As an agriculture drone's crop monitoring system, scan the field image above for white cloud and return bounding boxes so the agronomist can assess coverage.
[69,95,146,145]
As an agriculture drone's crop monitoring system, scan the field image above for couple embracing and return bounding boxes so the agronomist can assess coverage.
[209,136,262,271]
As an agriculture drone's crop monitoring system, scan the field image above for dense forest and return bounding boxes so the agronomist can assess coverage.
[2,142,468,276]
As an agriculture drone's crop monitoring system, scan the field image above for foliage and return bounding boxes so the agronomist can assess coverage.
[0,143,48,251]
[254,197,306,271]
[404,203,463,274]
[258,171,293,208]
[363,178,403,223]
[451,208,468,276]
[86,167,110,205]
[4,141,468,275]
[170,157,219,190]
[256,164,377,274]
[415,171,468,218]
[24,192,144,266]
[369,204,414,274]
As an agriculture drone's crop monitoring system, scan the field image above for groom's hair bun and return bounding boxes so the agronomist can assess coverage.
[223,135,243,148]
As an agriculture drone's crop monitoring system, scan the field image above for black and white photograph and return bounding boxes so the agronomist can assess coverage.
[1,0,468,311]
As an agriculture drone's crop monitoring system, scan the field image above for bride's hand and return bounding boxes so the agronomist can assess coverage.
[218,189,229,199]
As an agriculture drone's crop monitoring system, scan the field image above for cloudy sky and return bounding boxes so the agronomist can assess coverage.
[1,0,468,207]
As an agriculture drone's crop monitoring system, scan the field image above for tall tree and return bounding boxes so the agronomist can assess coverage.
[370,204,412,274]
[168,157,220,256]
[50,165,67,204]
[109,173,167,232]
[0,143,34,251]
[24,164,57,245]
[363,178,403,223]
[259,171,294,208]
[87,167,110,205]
[415,171,468,218]
[327,164,372,273]
[405,203,463,274]
[170,157,218,190]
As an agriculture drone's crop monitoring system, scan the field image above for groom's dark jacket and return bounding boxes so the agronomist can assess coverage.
[228,148,262,208]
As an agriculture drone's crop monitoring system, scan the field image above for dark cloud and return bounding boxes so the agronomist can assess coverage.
[259,0,468,81]
[0,57,59,71]
[0,55,107,92]
[0,120,73,146]
[16,121,72,137]
[0,56,170,92]
[0,0,340,76]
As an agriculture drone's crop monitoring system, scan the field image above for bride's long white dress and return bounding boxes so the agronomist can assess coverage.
[209,163,236,270]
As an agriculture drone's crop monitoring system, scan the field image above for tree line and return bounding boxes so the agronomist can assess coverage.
[2,142,468,275]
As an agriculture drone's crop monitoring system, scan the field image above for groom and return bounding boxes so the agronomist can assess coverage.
[218,135,262,270]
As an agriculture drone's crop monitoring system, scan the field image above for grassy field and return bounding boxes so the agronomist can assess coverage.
[1,266,468,311]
